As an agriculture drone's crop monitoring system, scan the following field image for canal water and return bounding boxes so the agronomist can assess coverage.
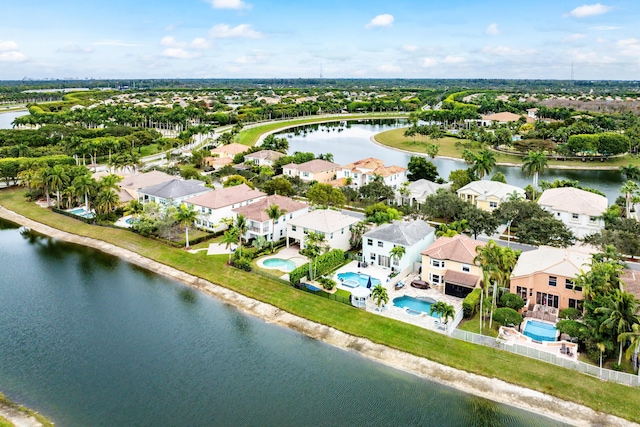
[0,110,27,129]
[0,219,564,426]
[277,119,624,202]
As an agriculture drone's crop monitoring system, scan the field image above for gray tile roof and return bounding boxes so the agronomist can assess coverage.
[139,179,211,199]
[363,220,434,247]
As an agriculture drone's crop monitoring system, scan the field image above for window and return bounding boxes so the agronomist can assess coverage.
[289,214,293,219]
[462,264,471,273]
[489,201,498,208]
[280,230,283,237]
[429,273,441,284]
[548,276,557,287]
[292,225,297,232]
[566,278,582,292]
[367,239,373,246]
[516,286,527,300]
[568,299,584,311]
[303,172,309,178]
[571,213,579,221]
[341,228,344,234]
[431,259,445,268]
[536,292,559,308]
[370,253,376,260]
[589,216,597,223]
[330,233,333,239]
[378,241,383,247]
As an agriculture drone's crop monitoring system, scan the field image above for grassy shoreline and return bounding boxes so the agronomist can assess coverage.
[1,187,640,423]
[373,127,636,170]
[0,392,54,427]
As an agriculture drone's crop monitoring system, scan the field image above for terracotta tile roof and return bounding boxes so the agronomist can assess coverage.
[211,143,250,156]
[481,112,524,122]
[372,165,407,177]
[444,270,480,288]
[295,159,340,173]
[421,235,485,264]
[232,195,308,222]
[184,184,266,209]
[341,158,385,171]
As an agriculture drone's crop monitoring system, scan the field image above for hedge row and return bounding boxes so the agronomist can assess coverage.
[289,249,345,284]
[462,288,482,318]
[566,132,629,156]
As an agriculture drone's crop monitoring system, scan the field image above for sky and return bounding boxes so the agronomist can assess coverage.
[1,0,639,80]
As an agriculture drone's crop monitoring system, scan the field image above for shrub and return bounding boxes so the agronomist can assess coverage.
[611,363,623,372]
[317,276,336,290]
[559,307,581,320]
[231,256,252,272]
[462,288,482,318]
[556,319,585,338]
[289,249,345,284]
[492,307,523,327]
[499,293,525,311]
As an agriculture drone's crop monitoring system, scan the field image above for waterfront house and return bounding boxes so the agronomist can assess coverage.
[537,187,607,239]
[282,159,340,183]
[232,195,309,242]
[184,184,266,231]
[117,170,175,204]
[286,209,360,251]
[211,143,250,160]
[244,150,285,167]
[338,157,408,190]
[421,235,485,298]
[362,220,435,274]
[457,180,526,212]
[510,245,596,312]
[138,179,211,208]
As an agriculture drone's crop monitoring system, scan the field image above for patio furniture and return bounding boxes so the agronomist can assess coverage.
[395,281,404,290]
[410,280,429,289]
[560,343,567,354]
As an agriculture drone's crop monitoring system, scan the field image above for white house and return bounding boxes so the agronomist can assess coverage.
[338,157,408,190]
[184,184,266,231]
[138,179,212,208]
[232,194,309,242]
[399,179,450,206]
[286,209,360,251]
[362,220,435,274]
[244,150,285,167]
[537,187,607,239]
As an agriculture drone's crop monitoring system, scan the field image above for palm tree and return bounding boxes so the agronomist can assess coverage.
[425,143,439,159]
[95,188,120,217]
[73,174,96,213]
[389,245,406,269]
[265,204,286,248]
[472,149,496,179]
[620,164,640,181]
[522,151,548,192]
[618,323,640,365]
[430,301,455,324]
[234,214,249,254]
[175,204,199,248]
[621,180,639,218]
[124,200,144,219]
[222,228,239,263]
[596,290,640,365]
[49,165,69,207]
[304,231,327,280]
[371,284,389,310]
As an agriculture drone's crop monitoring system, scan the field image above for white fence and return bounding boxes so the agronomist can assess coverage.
[451,329,640,387]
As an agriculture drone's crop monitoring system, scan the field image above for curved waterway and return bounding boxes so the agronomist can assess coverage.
[277,119,624,202]
[0,218,565,426]
[0,110,27,129]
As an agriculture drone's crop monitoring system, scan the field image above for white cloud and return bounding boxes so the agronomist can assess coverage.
[59,44,94,54]
[422,57,438,68]
[208,0,251,9]
[0,40,19,52]
[590,25,622,30]
[235,52,269,64]
[571,50,616,64]
[93,40,143,47]
[442,55,465,64]
[0,51,28,62]
[566,3,612,18]
[162,48,201,59]
[486,23,500,36]
[617,38,640,56]
[402,44,419,52]
[209,24,263,39]
[377,64,401,73]
[481,46,535,56]
[161,36,186,48]
[190,38,210,49]
[0,40,27,63]
[563,33,587,42]
[365,14,394,29]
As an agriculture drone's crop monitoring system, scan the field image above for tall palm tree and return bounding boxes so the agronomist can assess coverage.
[430,301,456,324]
[304,231,327,280]
[234,214,249,254]
[596,290,640,365]
[472,149,496,179]
[73,174,97,213]
[618,323,640,365]
[620,164,640,181]
[95,188,120,217]
[371,284,389,310]
[522,151,548,191]
[175,204,199,248]
[265,204,286,247]
[49,165,69,207]
[620,180,639,219]
[222,228,239,263]
[389,245,406,269]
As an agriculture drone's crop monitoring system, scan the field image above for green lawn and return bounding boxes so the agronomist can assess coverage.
[374,127,639,169]
[235,114,408,146]
[139,143,162,157]
[0,416,13,427]
[2,186,640,423]
[457,313,501,338]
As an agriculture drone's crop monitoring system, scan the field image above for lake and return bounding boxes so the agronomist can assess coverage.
[0,218,564,426]
[277,119,625,202]
[0,110,27,129]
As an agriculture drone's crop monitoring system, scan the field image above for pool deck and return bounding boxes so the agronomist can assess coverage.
[498,326,579,361]
[256,247,308,274]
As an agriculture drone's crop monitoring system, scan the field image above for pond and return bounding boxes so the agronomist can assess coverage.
[277,119,624,202]
[0,110,27,129]
[0,219,563,426]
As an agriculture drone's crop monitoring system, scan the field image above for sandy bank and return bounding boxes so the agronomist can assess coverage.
[0,206,635,427]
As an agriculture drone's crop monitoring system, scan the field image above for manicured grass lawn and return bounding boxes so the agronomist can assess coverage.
[236,114,408,146]
[457,313,500,338]
[139,143,161,157]
[374,127,640,169]
[3,186,640,423]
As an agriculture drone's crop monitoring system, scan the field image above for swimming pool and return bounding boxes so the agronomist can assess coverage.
[67,207,94,219]
[337,272,381,288]
[262,258,297,272]
[523,320,557,342]
[393,296,437,316]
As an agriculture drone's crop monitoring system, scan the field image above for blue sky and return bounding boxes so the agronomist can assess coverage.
[1,1,639,80]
